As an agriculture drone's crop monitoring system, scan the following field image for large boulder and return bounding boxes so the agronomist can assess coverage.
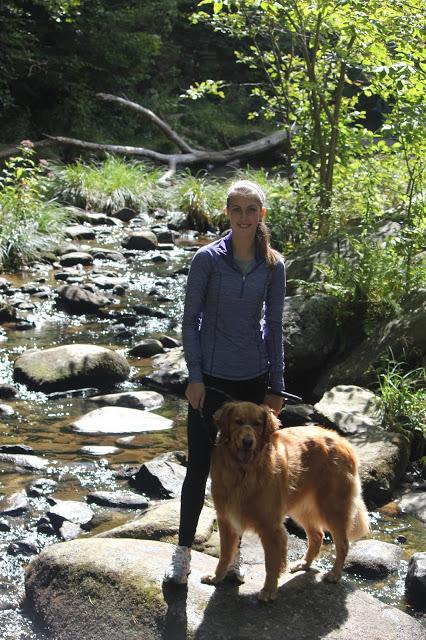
[13,344,130,392]
[314,386,410,507]
[313,290,426,397]
[57,284,110,315]
[24,538,426,640]
[283,295,338,392]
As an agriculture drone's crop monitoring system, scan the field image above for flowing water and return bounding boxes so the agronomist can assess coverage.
[0,221,424,638]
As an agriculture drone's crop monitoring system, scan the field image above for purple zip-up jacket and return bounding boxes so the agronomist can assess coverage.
[182,231,286,392]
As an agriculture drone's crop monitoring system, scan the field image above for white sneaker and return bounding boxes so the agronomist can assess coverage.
[163,545,191,584]
[226,549,246,583]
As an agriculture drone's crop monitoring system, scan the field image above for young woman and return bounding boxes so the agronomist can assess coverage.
[164,179,286,584]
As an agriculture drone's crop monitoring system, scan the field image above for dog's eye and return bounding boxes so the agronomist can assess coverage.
[235,418,244,425]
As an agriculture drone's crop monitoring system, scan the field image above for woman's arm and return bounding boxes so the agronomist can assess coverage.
[264,259,286,398]
[182,249,212,390]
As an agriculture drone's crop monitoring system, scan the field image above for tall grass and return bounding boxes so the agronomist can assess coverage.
[376,359,426,461]
[0,143,72,270]
[50,155,166,213]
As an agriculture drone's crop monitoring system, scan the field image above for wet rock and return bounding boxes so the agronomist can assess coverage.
[156,229,174,243]
[129,339,165,357]
[26,478,58,499]
[399,488,426,523]
[91,249,126,262]
[59,521,84,541]
[8,539,39,556]
[112,284,126,295]
[405,552,426,610]
[122,230,158,251]
[37,517,58,536]
[79,445,120,456]
[0,490,29,516]
[87,490,149,510]
[0,383,18,398]
[13,344,130,392]
[88,390,164,411]
[60,252,94,267]
[47,500,94,531]
[25,538,426,640]
[47,387,99,399]
[151,254,167,263]
[0,303,18,322]
[65,224,96,240]
[0,443,34,455]
[158,335,180,348]
[57,284,110,314]
[98,499,213,545]
[0,277,10,290]
[0,453,48,472]
[75,211,121,226]
[127,213,151,227]
[91,275,127,290]
[0,518,11,531]
[113,207,139,222]
[129,454,186,499]
[344,540,403,578]
[15,319,36,330]
[132,303,168,319]
[0,403,15,416]
[141,347,188,393]
[71,406,172,435]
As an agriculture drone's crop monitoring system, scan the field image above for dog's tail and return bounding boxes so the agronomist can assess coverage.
[348,477,370,541]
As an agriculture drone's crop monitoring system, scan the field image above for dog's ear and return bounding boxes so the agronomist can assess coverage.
[261,404,280,441]
[213,402,236,442]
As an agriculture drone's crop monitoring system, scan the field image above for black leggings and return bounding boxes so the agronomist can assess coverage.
[178,373,267,547]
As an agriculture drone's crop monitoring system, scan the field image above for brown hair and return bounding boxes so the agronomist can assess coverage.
[226,180,281,268]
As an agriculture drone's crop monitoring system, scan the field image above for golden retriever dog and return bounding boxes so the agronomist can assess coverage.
[201,402,369,602]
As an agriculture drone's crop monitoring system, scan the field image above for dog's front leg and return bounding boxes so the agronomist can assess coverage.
[257,523,288,602]
[201,517,239,586]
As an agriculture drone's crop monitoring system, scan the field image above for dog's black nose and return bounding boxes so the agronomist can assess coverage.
[242,437,254,450]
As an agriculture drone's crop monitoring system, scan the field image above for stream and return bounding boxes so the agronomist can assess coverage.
[0,218,425,639]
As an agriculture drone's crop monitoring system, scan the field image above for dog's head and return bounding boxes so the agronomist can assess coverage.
[213,401,280,464]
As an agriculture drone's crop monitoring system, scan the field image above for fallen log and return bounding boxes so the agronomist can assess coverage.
[1,94,289,177]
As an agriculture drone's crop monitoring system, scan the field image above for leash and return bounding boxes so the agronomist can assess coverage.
[196,385,303,446]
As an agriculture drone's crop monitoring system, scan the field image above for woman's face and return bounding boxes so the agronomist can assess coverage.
[226,195,266,240]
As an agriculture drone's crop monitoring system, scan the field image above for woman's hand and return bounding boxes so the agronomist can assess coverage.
[185,381,206,410]
[264,392,284,416]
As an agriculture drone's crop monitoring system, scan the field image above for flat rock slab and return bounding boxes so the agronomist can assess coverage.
[87,490,149,510]
[71,406,173,434]
[79,445,120,456]
[88,390,164,411]
[24,538,426,640]
[0,453,48,472]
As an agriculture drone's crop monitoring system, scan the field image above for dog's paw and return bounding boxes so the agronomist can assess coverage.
[289,559,309,573]
[257,587,278,603]
[201,574,221,585]
[322,570,341,583]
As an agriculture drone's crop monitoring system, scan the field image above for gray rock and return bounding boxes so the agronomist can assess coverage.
[60,252,93,267]
[79,445,120,456]
[13,344,130,392]
[0,490,29,516]
[8,539,39,556]
[91,275,127,290]
[87,491,149,510]
[158,335,181,348]
[57,284,110,314]
[0,403,14,416]
[344,540,403,578]
[113,207,139,222]
[71,406,172,435]
[0,518,11,532]
[314,385,383,436]
[399,489,426,523]
[24,538,426,640]
[27,478,58,498]
[405,552,426,610]
[47,500,94,531]
[97,499,213,546]
[0,453,48,472]
[59,521,84,541]
[122,231,158,251]
[132,303,168,319]
[142,347,188,393]
[0,384,18,399]
[88,390,164,411]
[0,444,34,454]
[284,295,338,382]
[65,224,96,240]
[129,455,186,499]
[129,339,165,357]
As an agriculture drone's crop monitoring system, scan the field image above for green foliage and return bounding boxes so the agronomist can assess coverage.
[376,359,426,453]
[50,155,166,213]
[176,172,225,231]
[0,142,70,270]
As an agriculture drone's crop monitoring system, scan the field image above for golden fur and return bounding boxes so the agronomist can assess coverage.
[201,402,369,602]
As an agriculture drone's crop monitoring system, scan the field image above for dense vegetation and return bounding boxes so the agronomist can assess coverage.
[0,1,424,455]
